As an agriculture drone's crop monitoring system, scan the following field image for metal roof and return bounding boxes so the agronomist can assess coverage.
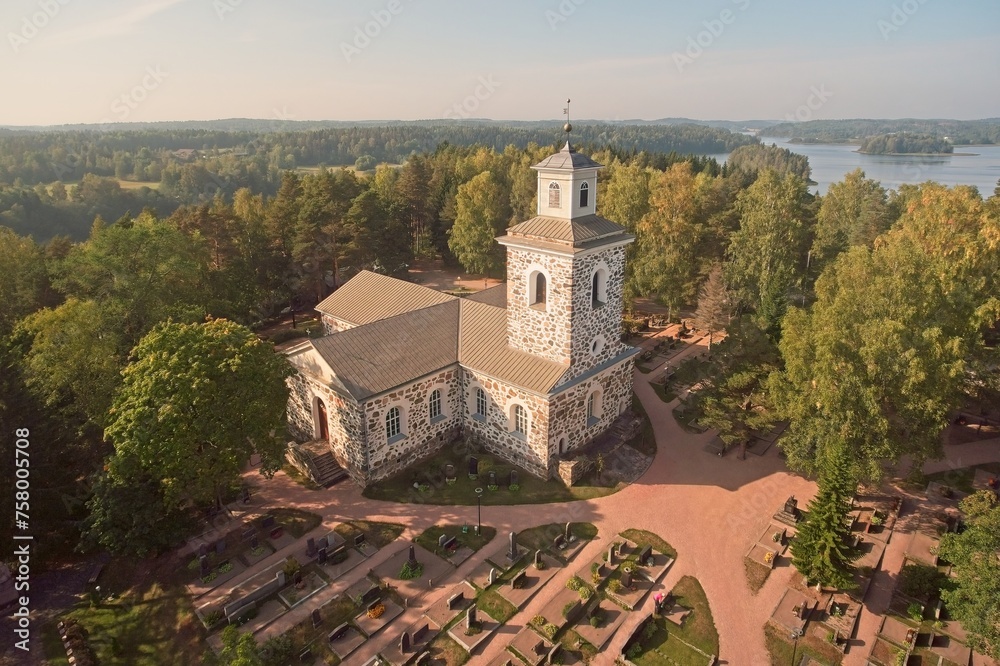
[532,142,604,171]
[503,214,630,248]
[464,284,507,308]
[314,270,455,325]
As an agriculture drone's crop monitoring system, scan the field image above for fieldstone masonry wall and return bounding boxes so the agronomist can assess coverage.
[505,248,574,364]
[362,367,463,483]
[566,246,628,381]
[286,372,367,484]
[548,357,635,459]
[320,315,355,335]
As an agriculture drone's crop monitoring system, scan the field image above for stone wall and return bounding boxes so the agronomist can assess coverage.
[285,372,367,485]
[362,366,463,483]
[548,357,635,459]
[505,247,574,365]
[557,457,594,487]
[462,368,551,478]
[320,314,355,335]
[565,245,629,381]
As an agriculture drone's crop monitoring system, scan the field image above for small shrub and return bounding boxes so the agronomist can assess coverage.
[464,622,482,636]
[201,572,218,584]
[606,578,621,593]
[566,576,584,591]
[542,623,558,638]
[562,601,577,618]
[400,561,424,580]
[488,484,499,491]
[627,643,642,659]
[282,557,301,578]
[642,621,658,641]
[446,478,457,485]
[508,483,520,492]
[217,561,233,574]
[907,602,924,622]
[202,610,223,627]
[531,614,546,627]
[589,615,601,628]
[579,586,593,600]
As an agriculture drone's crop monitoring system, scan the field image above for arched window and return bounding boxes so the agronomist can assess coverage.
[529,270,548,309]
[587,390,603,426]
[386,406,401,439]
[476,388,487,418]
[429,389,442,420]
[548,181,561,208]
[558,437,568,454]
[591,266,608,307]
[513,404,528,436]
[316,398,329,441]
[535,273,547,305]
[579,181,589,208]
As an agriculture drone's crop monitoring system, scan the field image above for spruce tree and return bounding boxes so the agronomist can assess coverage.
[792,445,861,589]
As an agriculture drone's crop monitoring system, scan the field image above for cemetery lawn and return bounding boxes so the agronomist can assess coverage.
[334,520,405,548]
[361,450,621,505]
[764,623,843,666]
[283,594,359,664]
[924,461,1000,493]
[280,462,322,490]
[632,577,719,665]
[266,507,322,537]
[425,634,470,665]
[476,588,518,623]
[559,628,599,662]
[414,525,497,558]
[620,528,677,559]
[744,558,772,594]
[41,558,205,666]
[650,380,677,403]
[517,522,598,553]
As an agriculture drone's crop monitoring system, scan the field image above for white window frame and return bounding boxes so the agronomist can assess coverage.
[386,406,403,441]
[548,181,561,208]
[429,389,442,421]
[579,181,589,208]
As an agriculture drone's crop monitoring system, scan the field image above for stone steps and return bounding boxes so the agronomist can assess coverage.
[310,451,349,487]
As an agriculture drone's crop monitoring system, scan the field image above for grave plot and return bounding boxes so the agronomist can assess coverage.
[446,601,501,655]
[276,564,329,609]
[333,520,405,559]
[413,524,496,568]
[496,551,561,610]
[371,544,453,603]
[424,581,476,628]
[514,522,596,564]
[619,576,719,665]
[276,595,364,666]
[380,617,440,666]
[571,597,628,651]
[354,586,405,638]
[508,626,559,666]
[327,621,367,662]
[533,586,586,639]
[485,530,527,573]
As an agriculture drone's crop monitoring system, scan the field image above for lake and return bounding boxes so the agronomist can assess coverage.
[707,138,1000,196]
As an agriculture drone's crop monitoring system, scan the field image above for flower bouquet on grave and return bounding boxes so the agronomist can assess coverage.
[367,603,385,620]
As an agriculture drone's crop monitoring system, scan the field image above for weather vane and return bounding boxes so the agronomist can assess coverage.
[563,98,572,134]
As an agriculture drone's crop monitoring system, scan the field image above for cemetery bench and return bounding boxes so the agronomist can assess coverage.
[87,563,104,585]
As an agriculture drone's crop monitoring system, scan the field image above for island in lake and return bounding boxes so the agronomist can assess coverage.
[857,133,953,156]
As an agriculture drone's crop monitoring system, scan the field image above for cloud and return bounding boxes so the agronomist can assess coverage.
[46,0,190,46]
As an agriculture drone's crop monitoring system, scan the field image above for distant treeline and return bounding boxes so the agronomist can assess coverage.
[858,133,954,155]
[760,118,1000,145]
[0,123,757,187]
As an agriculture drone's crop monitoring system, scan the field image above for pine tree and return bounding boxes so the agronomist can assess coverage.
[792,445,861,589]
[693,263,731,349]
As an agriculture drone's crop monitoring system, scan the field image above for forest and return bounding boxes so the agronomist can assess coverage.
[1,126,998,653]
[760,118,1000,145]
[857,132,954,155]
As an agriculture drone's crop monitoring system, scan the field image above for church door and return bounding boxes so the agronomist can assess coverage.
[317,399,330,441]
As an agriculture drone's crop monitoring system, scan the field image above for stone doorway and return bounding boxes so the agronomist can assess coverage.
[317,398,330,441]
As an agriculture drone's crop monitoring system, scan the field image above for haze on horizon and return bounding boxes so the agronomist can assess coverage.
[1,0,998,127]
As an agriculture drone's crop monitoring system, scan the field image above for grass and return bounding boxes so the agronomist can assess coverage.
[425,634,469,665]
[925,462,1000,494]
[764,623,843,666]
[620,528,677,560]
[41,558,205,666]
[266,507,323,538]
[650,380,678,403]
[516,522,598,554]
[414,525,496,559]
[361,445,621,506]
[629,578,718,666]
[744,557,773,594]
[281,463,321,490]
[280,595,359,665]
[333,520,404,549]
[559,628,599,663]
[476,588,518,623]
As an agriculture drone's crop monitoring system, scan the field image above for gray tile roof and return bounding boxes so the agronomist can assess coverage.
[532,142,604,170]
[315,270,455,326]
[308,300,460,400]
[503,214,631,248]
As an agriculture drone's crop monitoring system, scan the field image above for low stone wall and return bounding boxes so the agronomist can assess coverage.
[224,571,283,619]
[557,457,594,487]
[284,442,320,483]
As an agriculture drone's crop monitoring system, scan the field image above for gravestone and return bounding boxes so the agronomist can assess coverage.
[510,570,526,589]
[508,531,518,560]
[355,534,366,547]
[261,514,275,529]
[197,543,208,558]
[293,570,303,586]
[438,534,448,549]
[443,536,457,551]
[534,549,543,568]
[317,536,328,550]
[199,556,210,577]
[466,605,477,629]
[488,567,498,586]
[317,547,328,565]
[616,542,626,557]
[311,609,322,628]
[215,539,226,555]
[306,538,317,556]
[250,535,260,550]
[621,568,632,588]
[607,543,616,565]
[488,470,497,487]
[565,522,573,541]
[447,591,463,610]
[400,631,411,654]
[298,647,311,663]
[510,470,519,487]
[242,524,255,541]
[407,545,419,567]
[637,545,652,566]
[361,586,381,606]
[241,487,251,503]
[553,534,566,550]
[276,570,287,587]
[444,463,455,478]
[784,496,797,515]
[469,456,479,476]
[414,624,429,641]
[329,623,350,642]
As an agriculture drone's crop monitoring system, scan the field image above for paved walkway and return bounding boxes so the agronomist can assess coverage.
[234,351,1000,665]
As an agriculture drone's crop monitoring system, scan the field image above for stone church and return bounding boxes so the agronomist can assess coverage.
[285,141,638,486]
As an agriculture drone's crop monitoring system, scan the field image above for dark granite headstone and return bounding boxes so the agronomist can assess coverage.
[447,591,464,610]
[509,470,518,486]
[250,535,260,550]
[261,514,276,529]
[298,647,311,663]
[197,543,208,558]
[400,631,411,654]
[242,524,255,541]
[444,463,455,478]
[311,609,322,628]
[293,570,303,585]
[215,539,226,555]
[317,536,328,550]
[199,555,210,577]
[354,533,365,547]
[466,604,477,628]
[306,537,316,556]
[534,549,543,568]
[510,570,526,589]
[329,623,350,642]
[469,456,479,476]
[241,487,251,503]
[488,470,497,486]
[407,545,419,567]
[784,496,797,515]
[637,545,652,566]
[317,547,328,565]
[508,531,518,560]
[361,586,381,606]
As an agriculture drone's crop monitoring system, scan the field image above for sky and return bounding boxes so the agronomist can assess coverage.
[1,0,998,126]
